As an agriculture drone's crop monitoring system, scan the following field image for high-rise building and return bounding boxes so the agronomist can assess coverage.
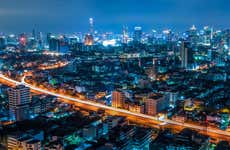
[122,25,129,44]
[8,85,31,121]
[145,93,168,116]
[133,26,142,43]
[47,33,52,44]
[32,28,36,40]
[27,37,37,49]
[48,36,60,51]
[111,90,125,108]
[187,25,198,46]
[180,41,193,69]
[201,26,213,46]
[37,32,44,49]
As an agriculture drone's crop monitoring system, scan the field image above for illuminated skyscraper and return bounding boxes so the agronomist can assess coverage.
[49,36,60,51]
[84,18,94,46]
[201,26,213,46]
[187,25,198,46]
[133,26,142,43]
[122,25,129,44]
[32,28,36,40]
[38,32,43,49]
[8,85,31,121]
[180,41,193,69]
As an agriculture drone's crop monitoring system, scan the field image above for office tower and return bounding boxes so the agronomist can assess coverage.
[133,26,142,43]
[47,33,52,44]
[167,91,178,108]
[32,28,36,40]
[202,26,213,46]
[57,35,69,53]
[48,36,60,51]
[180,41,193,69]
[187,25,198,46]
[89,17,94,35]
[145,93,168,116]
[122,25,129,44]
[37,32,43,49]
[162,29,172,42]
[111,90,125,108]
[8,85,31,121]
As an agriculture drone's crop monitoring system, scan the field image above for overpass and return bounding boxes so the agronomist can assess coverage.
[1,74,230,138]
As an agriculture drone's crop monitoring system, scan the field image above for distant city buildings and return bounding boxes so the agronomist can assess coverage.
[0,20,230,149]
[133,26,142,43]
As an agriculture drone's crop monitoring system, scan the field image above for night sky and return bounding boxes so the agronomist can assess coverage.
[0,0,229,33]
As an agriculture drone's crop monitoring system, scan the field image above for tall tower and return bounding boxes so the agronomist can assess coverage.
[180,41,193,69]
[32,28,36,39]
[8,85,31,121]
[133,26,142,43]
[122,25,128,44]
[89,18,94,35]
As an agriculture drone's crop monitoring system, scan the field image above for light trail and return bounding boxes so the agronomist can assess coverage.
[1,74,230,137]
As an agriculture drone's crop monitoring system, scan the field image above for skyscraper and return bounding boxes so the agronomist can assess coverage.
[133,27,142,43]
[180,41,193,69]
[202,26,213,46]
[8,85,31,121]
[32,28,36,40]
[187,25,198,46]
[37,32,43,49]
[122,25,129,44]
[48,35,60,51]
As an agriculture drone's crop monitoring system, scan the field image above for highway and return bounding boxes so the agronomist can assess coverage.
[1,74,230,138]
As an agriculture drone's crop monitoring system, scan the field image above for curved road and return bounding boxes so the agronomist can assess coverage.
[0,74,230,138]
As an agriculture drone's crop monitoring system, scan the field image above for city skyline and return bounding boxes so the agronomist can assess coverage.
[0,1,230,149]
[0,0,229,33]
